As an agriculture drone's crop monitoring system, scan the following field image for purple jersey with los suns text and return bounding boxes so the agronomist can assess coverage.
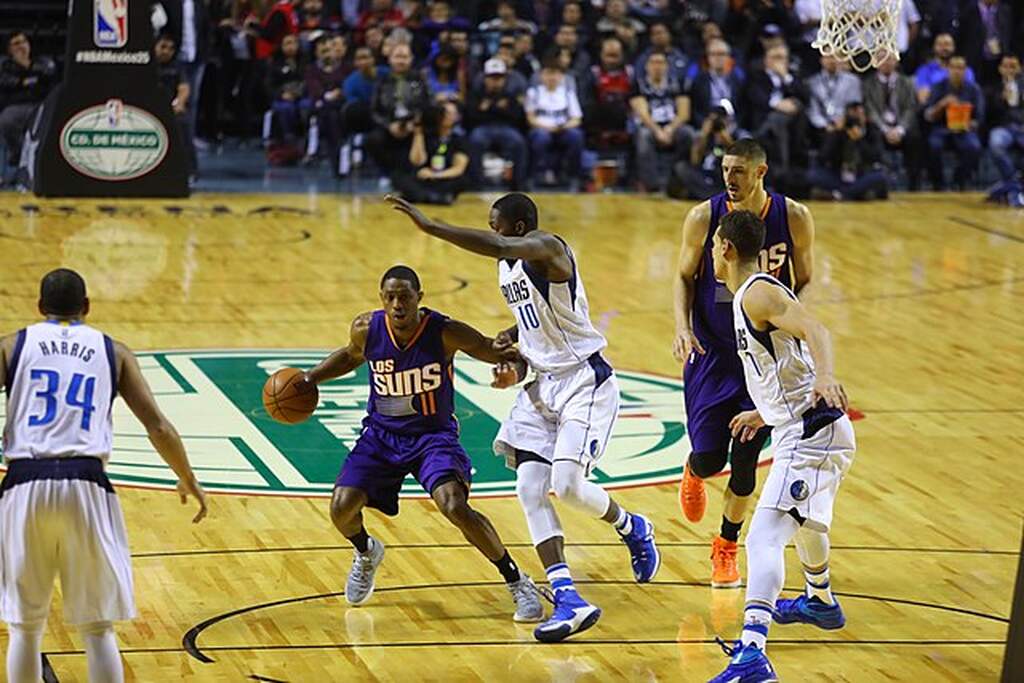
[683,192,795,453]
[364,308,456,435]
[692,192,794,353]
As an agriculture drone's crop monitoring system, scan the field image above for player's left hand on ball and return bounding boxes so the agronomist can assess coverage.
[729,410,765,443]
[490,361,521,388]
[813,375,848,411]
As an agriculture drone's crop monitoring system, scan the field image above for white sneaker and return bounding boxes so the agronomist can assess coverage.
[345,538,385,606]
[507,574,545,622]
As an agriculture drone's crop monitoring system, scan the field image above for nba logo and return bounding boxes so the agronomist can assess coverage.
[94,0,128,48]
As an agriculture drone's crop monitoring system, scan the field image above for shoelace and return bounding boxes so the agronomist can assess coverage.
[715,636,740,657]
[350,554,374,588]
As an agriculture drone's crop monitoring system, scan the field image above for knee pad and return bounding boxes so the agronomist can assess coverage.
[78,621,114,638]
[727,429,769,496]
[515,461,562,544]
[688,449,729,479]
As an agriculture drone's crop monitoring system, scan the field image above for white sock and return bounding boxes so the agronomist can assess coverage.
[740,603,772,650]
[612,506,632,535]
[6,622,44,683]
[804,565,835,605]
[545,562,577,595]
[79,621,124,683]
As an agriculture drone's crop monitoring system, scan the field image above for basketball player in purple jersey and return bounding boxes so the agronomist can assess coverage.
[298,266,543,621]
[673,139,815,588]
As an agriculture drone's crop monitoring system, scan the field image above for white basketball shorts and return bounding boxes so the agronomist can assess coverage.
[494,352,619,472]
[0,457,136,625]
[757,414,856,532]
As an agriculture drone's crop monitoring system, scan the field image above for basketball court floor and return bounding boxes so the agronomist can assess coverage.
[0,191,1019,681]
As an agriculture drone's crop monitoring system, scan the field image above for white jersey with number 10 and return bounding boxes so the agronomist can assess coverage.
[497,239,606,374]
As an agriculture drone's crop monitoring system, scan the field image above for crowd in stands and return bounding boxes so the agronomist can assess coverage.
[2,0,1024,201]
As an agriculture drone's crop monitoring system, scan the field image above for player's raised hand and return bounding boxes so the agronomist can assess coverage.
[813,374,849,412]
[729,410,765,443]
[177,477,208,523]
[672,327,705,362]
[385,194,435,233]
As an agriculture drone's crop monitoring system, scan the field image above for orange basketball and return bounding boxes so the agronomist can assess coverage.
[262,368,319,424]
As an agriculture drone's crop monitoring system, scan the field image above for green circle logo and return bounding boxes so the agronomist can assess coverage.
[94,350,704,496]
[60,99,169,181]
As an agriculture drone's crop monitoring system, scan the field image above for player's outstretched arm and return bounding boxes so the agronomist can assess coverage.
[0,333,13,393]
[385,195,569,270]
[786,198,815,296]
[742,283,848,411]
[442,319,527,388]
[304,313,370,385]
[673,201,710,361]
[116,342,208,523]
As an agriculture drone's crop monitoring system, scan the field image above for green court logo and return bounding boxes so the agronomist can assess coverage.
[60,99,169,181]
[81,350,702,497]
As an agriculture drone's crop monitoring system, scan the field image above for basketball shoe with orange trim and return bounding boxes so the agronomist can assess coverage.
[678,464,707,522]
[711,535,741,589]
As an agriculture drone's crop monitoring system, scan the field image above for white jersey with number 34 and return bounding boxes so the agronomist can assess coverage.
[3,321,117,461]
[497,239,606,373]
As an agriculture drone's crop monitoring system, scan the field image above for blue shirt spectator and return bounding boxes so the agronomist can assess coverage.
[343,46,386,105]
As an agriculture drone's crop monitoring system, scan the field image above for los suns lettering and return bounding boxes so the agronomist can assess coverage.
[370,360,443,397]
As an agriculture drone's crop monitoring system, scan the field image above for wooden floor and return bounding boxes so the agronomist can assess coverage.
[0,191,1021,682]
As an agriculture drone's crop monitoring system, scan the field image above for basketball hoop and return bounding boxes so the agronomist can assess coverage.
[813,0,902,72]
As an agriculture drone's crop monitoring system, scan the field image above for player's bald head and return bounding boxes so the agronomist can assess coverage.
[492,193,538,234]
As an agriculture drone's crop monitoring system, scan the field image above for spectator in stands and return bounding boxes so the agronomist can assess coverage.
[688,38,744,128]
[248,0,299,61]
[559,1,590,47]
[365,25,387,63]
[526,57,584,187]
[424,47,464,102]
[305,33,349,171]
[583,37,634,146]
[476,34,529,97]
[809,101,889,200]
[744,42,808,174]
[667,104,735,200]
[806,54,862,145]
[393,101,472,203]
[894,0,921,65]
[513,31,540,82]
[164,0,212,146]
[357,0,405,40]
[915,33,975,105]
[479,1,538,56]
[342,45,381,134]
[862,51,923,190]
[0,32,56,171]
[267,33,308,144]
[628,0,672,23]
[634,22,688,83]
[466,57,529,190]
[924,55,983,190]
[297,0,329,49]
[367,42,430,173]
[154,34,198,179]
[596,0,646,57]
[630,51,691,192]
[986,54,1024,182]
[957,0,1013,85]
[550,24,591,88]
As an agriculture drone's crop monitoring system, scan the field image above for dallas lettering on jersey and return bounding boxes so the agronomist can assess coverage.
[369,359,442,396]
[500,278,532,305]
[37,339,96,361]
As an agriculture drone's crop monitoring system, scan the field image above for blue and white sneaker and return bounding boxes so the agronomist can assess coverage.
[708,638,778,683]
[533,590,601,643]
[621,513,661,583]
[773,594,846,630]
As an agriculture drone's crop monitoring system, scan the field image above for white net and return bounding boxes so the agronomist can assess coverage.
[813,0,902,72]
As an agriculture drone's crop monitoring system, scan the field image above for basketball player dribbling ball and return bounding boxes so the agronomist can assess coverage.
[673,139,815,588]
[708,210,855,683]
[0,269,207,683]
[387,193,659,644]
[295,266,544,622]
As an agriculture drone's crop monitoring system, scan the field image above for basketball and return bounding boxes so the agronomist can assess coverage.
[262,368,319,424]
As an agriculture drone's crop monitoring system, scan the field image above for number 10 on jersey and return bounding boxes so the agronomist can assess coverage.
[517,303,540,330]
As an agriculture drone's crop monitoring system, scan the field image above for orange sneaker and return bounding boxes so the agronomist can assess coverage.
[711,535,742,588]
[679,464,707,522]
